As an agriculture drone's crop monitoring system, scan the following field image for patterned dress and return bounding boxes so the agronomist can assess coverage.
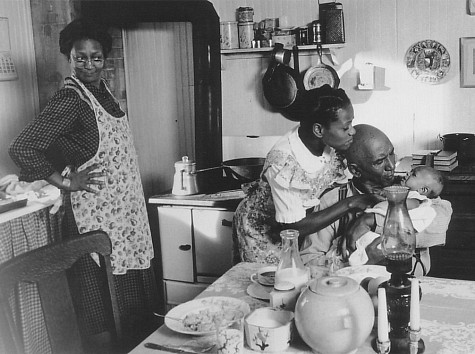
[233,126,348,265]
[9,76,158,341]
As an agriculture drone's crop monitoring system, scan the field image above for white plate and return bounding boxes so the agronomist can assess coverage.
[335,265,390,285]
[247,283,271,301]
[165,296,251,336]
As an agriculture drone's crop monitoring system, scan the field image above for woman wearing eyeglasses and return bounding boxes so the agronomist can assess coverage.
[9,18,155,346]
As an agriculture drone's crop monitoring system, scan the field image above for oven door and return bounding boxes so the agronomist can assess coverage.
[193,209,234,283]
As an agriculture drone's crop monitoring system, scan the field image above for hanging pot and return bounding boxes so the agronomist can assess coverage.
[302,44,340,90]
[440,133,475,163]
[263,44,303,112]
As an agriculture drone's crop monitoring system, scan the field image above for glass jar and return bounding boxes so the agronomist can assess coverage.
[381,186,416,274]
[275,229,309,290]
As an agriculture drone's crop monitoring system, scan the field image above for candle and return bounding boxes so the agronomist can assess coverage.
[410,278,421,330]
[377,287,389,342]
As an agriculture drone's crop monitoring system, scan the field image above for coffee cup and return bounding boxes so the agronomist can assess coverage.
[250,265,277,287]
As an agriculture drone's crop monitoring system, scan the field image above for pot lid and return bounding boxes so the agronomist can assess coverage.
[308,276,359,297]
[175,156,196,171]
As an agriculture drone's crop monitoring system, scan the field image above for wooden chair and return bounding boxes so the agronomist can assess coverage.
[0,230,121,354]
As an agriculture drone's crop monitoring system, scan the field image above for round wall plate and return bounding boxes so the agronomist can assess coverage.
[405,39,450,84]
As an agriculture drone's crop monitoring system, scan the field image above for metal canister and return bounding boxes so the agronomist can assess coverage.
[220,21,239,49]
[237,7,254,23]
[298,27,308,45]
[238,22,254,48]
[264,18,279,30]
[309,20,322,44]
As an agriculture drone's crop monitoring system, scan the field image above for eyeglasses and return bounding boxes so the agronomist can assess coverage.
[71,55,104,68]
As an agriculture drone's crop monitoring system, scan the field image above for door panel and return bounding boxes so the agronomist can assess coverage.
[158,207,194,282]
[193,209,234,277]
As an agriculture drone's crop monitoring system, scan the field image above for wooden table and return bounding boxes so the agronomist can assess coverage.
[0,200,62,354]
[130,262,475,354]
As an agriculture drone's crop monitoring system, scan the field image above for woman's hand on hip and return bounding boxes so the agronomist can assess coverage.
[70,163,105,193]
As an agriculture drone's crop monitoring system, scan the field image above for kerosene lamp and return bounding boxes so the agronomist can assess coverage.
[374,186,425,354]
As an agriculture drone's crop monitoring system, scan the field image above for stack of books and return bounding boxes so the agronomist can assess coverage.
[412,150,458,171]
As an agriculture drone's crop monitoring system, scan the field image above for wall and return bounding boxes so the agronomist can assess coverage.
[0,0,38,176]
[3,0,475,174]
[212,0,475,159]
[0,0,126,177]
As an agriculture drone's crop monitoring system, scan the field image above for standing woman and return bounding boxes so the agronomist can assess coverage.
[9,18,155,344]
[233,85,377,265]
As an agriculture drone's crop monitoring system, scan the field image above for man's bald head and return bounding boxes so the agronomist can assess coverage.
[344,124,396,191]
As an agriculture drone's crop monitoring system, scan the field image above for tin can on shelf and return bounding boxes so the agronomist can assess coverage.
[297,27,308,45]
[237,7,254,23]
[309,20,323,44]
[220,21,239,49]
[273,28,296,49]
[238,22,254,49]
[264,18,279,30]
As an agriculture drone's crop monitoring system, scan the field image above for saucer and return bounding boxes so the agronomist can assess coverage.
[247,283,271,301]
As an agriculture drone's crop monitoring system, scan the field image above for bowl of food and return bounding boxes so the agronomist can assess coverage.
[244,307,294,352]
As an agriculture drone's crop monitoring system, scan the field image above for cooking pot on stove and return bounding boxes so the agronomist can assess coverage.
[193,157,266,191]
[222,157,266,183]
[440,133,475,163]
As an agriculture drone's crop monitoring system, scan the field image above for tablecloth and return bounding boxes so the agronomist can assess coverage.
[0,202,62,354]
[130,262,475,354]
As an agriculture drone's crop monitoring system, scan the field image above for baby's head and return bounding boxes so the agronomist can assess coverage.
[403,166,444,198]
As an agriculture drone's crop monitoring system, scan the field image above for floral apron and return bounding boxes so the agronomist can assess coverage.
[68,76,153,275]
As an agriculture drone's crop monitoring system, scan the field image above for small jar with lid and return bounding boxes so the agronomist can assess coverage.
[309,20,323,44]
[237,6,254,23]
[297,27,308,45]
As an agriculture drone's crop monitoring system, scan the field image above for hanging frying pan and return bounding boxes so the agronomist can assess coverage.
[263,44,303,109]
[303,44,340,90]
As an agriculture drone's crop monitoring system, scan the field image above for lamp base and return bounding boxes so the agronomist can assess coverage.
[371,337,425,353]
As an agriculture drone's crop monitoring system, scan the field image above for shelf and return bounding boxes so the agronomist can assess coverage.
[221,43,345,60]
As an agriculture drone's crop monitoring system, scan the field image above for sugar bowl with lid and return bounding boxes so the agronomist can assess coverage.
[294,275,374,354]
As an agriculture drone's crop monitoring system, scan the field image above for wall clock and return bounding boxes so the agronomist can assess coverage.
[405,39,450,84]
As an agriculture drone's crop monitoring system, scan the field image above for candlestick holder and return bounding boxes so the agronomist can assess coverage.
[408,328,425,354]
[375,339,391,354]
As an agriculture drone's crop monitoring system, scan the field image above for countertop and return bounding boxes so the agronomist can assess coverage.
[149,189,245,208]
[148,157,475,208]
[443,162,475,182]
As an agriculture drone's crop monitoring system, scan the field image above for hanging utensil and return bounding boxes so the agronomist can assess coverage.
[303,44,340,90]
[262,44,303,111]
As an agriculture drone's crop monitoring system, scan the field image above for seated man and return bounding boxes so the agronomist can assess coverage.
[342,165,446,267]
[300,124,453,276]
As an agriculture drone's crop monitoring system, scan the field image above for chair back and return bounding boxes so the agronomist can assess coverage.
[0,230,121,354]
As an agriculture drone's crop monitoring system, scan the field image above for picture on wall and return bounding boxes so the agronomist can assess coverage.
[460,37,475,87]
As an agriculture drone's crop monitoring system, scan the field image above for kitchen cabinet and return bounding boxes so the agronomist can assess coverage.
[427,164,475,281]
[150,192,242,310]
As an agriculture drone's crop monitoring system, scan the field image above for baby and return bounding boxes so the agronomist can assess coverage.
[327,166,444,269]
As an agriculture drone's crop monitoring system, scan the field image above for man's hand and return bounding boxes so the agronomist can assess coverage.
[343,213,376,254]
